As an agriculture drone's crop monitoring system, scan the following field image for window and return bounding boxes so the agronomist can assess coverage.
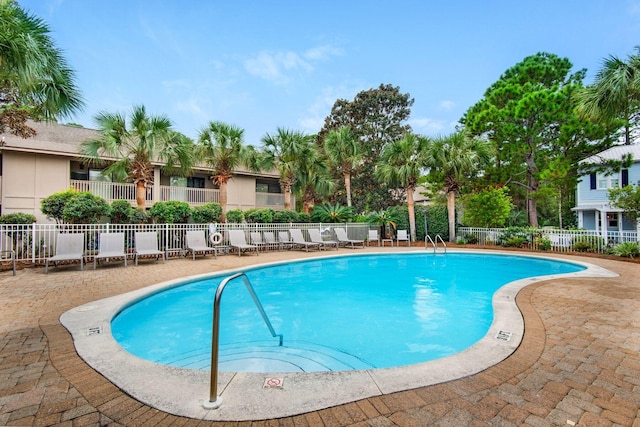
[256,180,281,193]
[596,173,620,189]
[89,169,111,182]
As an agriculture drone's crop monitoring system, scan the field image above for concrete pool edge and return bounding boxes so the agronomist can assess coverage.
[59,250,618,421]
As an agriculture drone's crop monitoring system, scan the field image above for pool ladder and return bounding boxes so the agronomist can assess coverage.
[425,235,447,253]
[203,272,283,409]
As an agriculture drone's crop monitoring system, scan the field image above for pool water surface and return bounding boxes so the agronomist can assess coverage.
[112,253,584,372]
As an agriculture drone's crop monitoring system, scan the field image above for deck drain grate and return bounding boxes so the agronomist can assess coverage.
[87,326,102,336]
[495,330,512,341]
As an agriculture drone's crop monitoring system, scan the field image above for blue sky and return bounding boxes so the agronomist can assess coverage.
[20,1,640,145]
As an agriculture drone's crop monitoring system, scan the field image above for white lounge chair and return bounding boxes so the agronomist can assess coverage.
[249,231,269,252]
[308,229,339,251]
[228,230,258,256]
[367,229,380,246]
[396,229,410,247]
[134,231,165,265]
[334,227,365,248]
[263,231,280,251]
[289,229,321,252]
[185,230,218,260]
[45,233,84,273]
[94,232,127,269]
[277,231,294,250]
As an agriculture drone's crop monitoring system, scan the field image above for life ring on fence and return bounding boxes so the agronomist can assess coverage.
[209,232,223,245]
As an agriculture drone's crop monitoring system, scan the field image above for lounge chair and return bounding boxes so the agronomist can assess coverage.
[45,233,85,273]
[185,230,218,260]
[367,229,380,246]
[277,231,294,250]
[263,231,280,251]
[396,229,410,247]
[134,231,165,265]
[308,229,339,251]
[228,230,258,256]
[249,231,269,252]
[289,229,322,252]
[93,232,127,269]
[334,227,365,249]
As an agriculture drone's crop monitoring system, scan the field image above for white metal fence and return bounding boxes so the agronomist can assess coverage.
[457,227,638,254]
[0,222,371,264]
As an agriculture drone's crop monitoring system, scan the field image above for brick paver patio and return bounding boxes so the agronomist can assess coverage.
[1,249,639,426]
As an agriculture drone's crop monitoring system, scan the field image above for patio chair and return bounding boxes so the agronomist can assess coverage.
[185,230,218,260]
[134,231,165,265]
[396,229,410,247]
[263,231,281,251]
[289,228,322,252]
[308,229,339,251]
[334,227,365,249]
[0,230,16,276]
[367,229,380,246]
[277,231,294,250]
[45,233,85,273]
[228,230,259,256]
[249,231,269,252]
[94,232,127,269]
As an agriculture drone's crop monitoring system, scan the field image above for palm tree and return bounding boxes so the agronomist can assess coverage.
[261,128,313,210]
[197,121,260,222]
[424,131,492,242]
[82,105,194,210]
[323,126,361,207]
[375,133,429,242]
[577,49,640,145]
[294,143,334,213]
[0,0,84,136]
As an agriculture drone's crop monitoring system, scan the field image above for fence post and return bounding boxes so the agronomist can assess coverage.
[31,222,36,264]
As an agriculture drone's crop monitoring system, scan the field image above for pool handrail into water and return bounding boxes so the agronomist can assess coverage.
[204,271,283,410]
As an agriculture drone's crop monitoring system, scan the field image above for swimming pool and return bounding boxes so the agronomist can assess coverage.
[111,253,585,373]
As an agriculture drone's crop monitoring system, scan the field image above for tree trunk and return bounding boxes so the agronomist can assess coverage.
[219,179,228,222]
[524,151,539,227]
[136,181,147,210]
[344,172,352,207]
[406,186,417,242]
[447,191,456,242]
[283,184,292,210]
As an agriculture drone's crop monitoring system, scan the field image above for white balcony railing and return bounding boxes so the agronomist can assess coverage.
[159,185,219,206]
[70,180,153,207]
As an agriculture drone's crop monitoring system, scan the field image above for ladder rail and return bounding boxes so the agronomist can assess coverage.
[424,235,436,253]
[205,272,283,409]
[435,235,447,253]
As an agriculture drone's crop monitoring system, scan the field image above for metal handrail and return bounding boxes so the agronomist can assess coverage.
[204,272,283,409]
[425,235,436,253]
[436,235,447,253]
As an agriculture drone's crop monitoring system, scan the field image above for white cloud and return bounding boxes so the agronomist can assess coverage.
[244,44,343,85]
[297,83,365,134]
[244,51,312,84]
[409,117,449,135]
[439,100,455,111]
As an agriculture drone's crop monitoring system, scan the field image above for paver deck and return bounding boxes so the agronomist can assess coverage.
[1,248,639,426]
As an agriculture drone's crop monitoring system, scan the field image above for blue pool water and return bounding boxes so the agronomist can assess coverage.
[112,253,584,372]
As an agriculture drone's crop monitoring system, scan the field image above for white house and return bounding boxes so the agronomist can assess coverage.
[574,144,640,241]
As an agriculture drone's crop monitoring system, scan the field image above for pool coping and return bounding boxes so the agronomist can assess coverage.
[59,249,617,421]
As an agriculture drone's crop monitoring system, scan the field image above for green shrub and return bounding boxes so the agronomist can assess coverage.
[149,201,191,224]
[273,210,300,223]
[311,203,354,223]
[534,237,552,251]
[571,235,605,252]
[498,227,530,246]
[191,203,223,223]
[463,233,478,244]
[612,241,639,258]
[40,189,79,223]
[504,236,527,247]
[110,200,135,224]
[244,208,275,223]
[0,212,37,224]
[225,209,244,223]
[462,186,512,227]
[297,212,311,223]
[62,192,110,224]
[130,209,149,224]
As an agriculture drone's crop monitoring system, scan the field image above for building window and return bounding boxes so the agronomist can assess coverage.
[596,173,620,189]
[256,180,281,193]
[89,169,111,182]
